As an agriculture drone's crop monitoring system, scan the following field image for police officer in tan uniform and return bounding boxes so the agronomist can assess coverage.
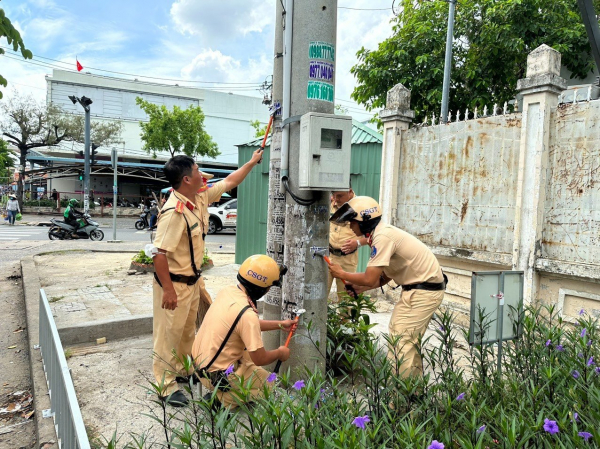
[329,196,447,378]
[328,187,369,301]
[151,150,263,406]
[192,255,295,408]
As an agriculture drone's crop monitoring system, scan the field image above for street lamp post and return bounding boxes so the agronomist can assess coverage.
[68,95,93,213]
[441,0,456,124]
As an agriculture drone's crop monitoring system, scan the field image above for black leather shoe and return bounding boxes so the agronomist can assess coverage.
[175,375,192,383]
[160,390,189,407]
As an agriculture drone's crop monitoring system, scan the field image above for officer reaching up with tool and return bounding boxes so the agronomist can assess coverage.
[192,255,297,409]
[149,150,263,407]
[328,196,447,378]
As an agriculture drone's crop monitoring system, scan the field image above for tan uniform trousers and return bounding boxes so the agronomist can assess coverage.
[153,277,209,396]
[388,288,445,378]
[327,251,359,301]
[199,351,271,409]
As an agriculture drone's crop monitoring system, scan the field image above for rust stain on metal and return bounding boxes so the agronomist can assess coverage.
[459,199,469,223]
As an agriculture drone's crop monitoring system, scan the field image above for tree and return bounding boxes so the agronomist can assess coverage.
[0,138,14,183]
[0,6,32,99]
[250,119,268,138]
[136,97,219,158]
[351,0,600,122]
[0,93,122,208]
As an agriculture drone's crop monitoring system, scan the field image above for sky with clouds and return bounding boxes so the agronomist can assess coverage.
[1,0,396,121]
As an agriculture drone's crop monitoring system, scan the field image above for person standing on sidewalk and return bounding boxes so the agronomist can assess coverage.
[327,185,368,301]
[5,194,20,226]
[150,150,264,407]
[328,196,447,378]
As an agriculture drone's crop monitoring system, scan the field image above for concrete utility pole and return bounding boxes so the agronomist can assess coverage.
[278,0,338,376]
[440,0,456,123]
[263,0,286,353]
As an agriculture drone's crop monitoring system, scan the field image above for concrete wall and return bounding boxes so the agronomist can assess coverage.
[380,46,600,324]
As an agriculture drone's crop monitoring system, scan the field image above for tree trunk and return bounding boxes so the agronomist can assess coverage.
[17,147,27,211]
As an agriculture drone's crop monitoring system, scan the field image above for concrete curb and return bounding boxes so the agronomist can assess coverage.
[21,256,58,448]
[59,315,153,346]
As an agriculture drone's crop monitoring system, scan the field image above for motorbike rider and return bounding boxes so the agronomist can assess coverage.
[64,199,84,238]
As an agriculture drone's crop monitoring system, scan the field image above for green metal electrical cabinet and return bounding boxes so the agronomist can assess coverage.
[235,120,382,274]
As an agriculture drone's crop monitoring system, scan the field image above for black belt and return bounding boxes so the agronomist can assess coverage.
[402,273,448,292]
[154,271,202,287]
[329,245,356,257]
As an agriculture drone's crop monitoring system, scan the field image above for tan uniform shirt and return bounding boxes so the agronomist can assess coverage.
[154,181,226,276]
[329,199,356,250]
[367,223,443,286]
[192,285,263,371]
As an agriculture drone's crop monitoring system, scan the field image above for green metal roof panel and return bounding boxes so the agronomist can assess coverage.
[238,119,382,148]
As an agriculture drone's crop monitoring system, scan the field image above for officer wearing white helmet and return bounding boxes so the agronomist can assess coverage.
[329,196,447,378]
[192,255,296,408]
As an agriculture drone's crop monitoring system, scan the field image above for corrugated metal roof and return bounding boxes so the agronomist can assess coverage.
[238,119,382,147]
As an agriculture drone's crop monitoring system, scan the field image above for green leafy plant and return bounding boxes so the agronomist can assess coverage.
[202,248,211,266]
[132,250,153,265]
[114,304,599,448]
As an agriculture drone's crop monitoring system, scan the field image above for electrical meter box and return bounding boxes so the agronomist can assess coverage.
[298,112,352,190]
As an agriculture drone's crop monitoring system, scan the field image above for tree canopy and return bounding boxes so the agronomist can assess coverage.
[351,0,600,122]
[0,93,122,205]
[136,97,219,159]
[0,6,32,99]
[0,138,14,181]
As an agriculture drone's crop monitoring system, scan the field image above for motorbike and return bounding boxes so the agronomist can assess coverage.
[48,214,104,241]
[135,208,150,230]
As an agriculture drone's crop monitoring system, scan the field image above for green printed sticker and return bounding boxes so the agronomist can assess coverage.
[307,81,334,102]
[309,41,335,62]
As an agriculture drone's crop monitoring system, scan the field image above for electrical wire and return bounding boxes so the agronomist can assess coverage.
[0,46,262,86]
[0,53,263,91]
[282,177,316,206]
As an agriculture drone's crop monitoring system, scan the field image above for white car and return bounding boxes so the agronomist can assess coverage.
[207,199,237,234]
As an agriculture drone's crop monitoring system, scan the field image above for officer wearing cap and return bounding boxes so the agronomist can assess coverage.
[192,255,295,408]
[151,150,263,406]
[328,185,369,301]
[328,196,447,378]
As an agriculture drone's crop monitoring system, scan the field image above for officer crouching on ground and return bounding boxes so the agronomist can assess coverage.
[328,196,447,378]
[192,255,296,409]
[150,150,263,407]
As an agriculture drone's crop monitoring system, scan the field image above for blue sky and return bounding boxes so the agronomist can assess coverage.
[1,0,395,121]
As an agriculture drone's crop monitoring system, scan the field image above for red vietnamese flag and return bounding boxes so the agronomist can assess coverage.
[76,59,83,72]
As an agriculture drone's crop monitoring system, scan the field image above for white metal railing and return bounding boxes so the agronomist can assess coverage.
[39,289,91,449]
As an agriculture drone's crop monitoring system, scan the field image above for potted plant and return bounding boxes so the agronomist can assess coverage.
[201,248,214,271]
[129,250,155,273]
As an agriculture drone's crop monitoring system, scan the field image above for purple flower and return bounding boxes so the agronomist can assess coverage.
[581,328,587,338]
[456,392,466,401]
[556,345,564,352]
[224,365,234,376]
[579,431,593,441]
[545,339,551,347]
[477,425,486,434]
[587,356,595,367]
[579,309,586,316]
[588,340,593,346]
[573,370,581,379]
[352,415,370,429]
[543,418,559,435]
[266,372,277,383]
[428,441,445,449]
[293,380,305,390]
[579,352,584,358]
[573,412,579,422]
[439,325,445,332]
[596,367,600,375]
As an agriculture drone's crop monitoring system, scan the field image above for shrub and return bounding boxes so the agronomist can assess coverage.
[116,304,599,448]
[23,199,57,207]
[132,250,153,265]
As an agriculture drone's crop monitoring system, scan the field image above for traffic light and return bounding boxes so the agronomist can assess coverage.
[91,143,100,164]
[78,172,83,181]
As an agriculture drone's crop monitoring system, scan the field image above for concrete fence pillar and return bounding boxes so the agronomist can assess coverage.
[512,44,567,303]
[379,84,414,225]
